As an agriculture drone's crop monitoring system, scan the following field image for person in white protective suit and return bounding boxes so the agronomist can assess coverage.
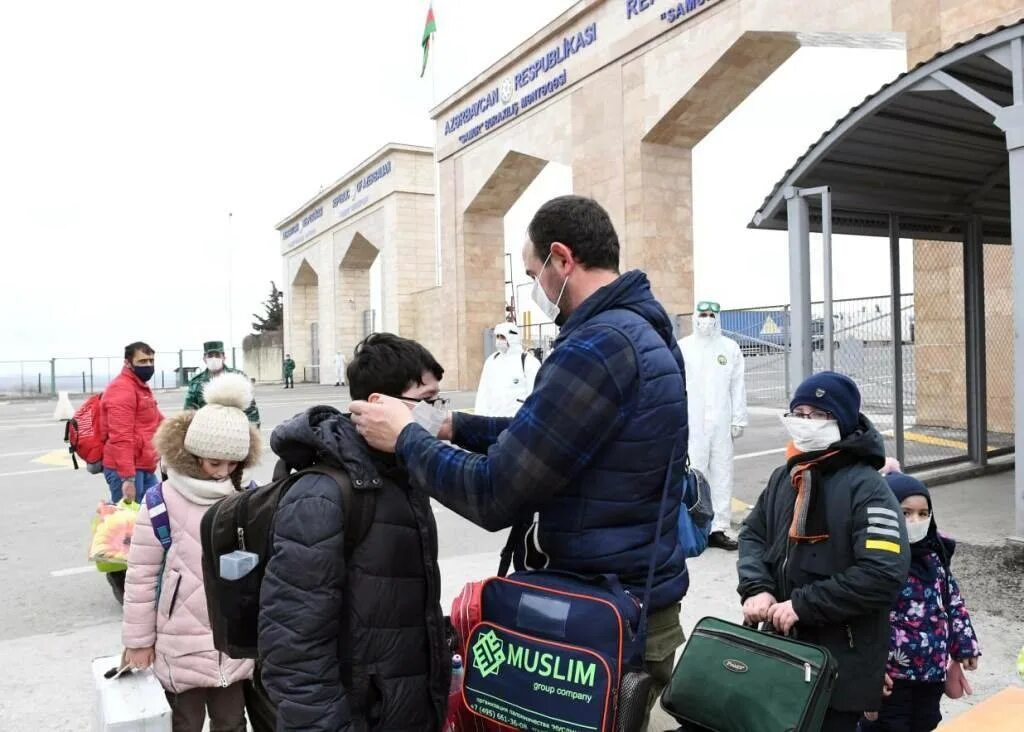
[474,322,541,417]
[679,300,748,550]
[334,351,346,387]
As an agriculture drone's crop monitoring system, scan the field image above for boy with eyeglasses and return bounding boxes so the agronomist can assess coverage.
[737,371,910,732]
[259,333,450,731]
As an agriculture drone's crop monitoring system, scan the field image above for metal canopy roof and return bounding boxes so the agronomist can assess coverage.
[750,19,1024,244]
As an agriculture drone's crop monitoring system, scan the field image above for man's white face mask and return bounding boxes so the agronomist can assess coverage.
[780,415,841,452]
[495,339,509,354]
[206,356,224,372]
[695,317,716,336]
[531,250,569,325]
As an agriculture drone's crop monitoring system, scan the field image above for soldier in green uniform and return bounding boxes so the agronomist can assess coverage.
[184,340,261,425]
[282,353,296,389]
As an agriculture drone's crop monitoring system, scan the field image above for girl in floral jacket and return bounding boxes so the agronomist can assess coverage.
[862,473,981,732]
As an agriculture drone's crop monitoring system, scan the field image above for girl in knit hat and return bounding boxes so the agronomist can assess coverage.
[121,373,260,732]
[861,472,981,732]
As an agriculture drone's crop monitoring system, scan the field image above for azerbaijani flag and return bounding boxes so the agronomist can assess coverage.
[420,4,437,77]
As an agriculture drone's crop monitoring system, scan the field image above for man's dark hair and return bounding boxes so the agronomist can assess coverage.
[124,341,154,362]
[528,195,620,272]
[347,333,444,401]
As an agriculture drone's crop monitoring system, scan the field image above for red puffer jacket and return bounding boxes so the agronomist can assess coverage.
[101,366,163,477]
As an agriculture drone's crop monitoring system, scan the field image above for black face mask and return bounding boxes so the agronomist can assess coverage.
[132,365,155,383]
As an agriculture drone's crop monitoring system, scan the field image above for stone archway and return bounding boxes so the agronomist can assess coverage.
[459,150,549,388]
[625,31,804,324]
[290,258,320,381]
[337,232,380,360]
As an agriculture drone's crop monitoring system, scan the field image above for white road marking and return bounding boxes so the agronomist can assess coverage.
[0,449,61,458]
[0,467,67,478]
[50,565,97,578]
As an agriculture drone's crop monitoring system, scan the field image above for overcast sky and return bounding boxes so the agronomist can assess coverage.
[1,1,909,367]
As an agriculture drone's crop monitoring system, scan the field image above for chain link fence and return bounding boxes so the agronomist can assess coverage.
[0,348,244,397]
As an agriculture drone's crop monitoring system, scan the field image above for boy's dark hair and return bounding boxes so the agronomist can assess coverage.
[347,333,444,401]
[124,341,155,362]
[528,195,620,272]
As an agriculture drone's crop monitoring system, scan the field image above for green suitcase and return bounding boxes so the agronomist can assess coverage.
[660,616,837,732]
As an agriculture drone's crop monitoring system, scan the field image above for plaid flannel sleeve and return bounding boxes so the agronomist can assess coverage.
[451,413,514,454]
[396,326,637,531]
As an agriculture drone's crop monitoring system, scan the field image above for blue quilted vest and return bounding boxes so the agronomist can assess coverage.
[534,271,689,610]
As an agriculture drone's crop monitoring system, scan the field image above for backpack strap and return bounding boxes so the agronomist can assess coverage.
[64,419,79,470]
[145,483,173,552]
[287,462,377,558]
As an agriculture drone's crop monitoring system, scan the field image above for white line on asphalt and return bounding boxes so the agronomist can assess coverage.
[0,467,67,478]
[0,423,64,431]
[50,565,96,578]
[0,449,59,458]
[734,447,787,461]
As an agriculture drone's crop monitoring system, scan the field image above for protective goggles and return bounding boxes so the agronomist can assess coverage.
[696,301,721,313]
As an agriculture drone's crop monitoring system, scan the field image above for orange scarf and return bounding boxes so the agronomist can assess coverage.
[787,441,840,543]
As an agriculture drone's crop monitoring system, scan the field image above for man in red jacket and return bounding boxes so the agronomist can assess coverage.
[100,341,164,603]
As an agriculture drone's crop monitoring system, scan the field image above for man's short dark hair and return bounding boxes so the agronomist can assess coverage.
[347,333,444,401]
[124,341,154,362]
[528,195,620,272]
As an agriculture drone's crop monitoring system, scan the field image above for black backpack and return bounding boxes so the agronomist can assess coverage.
[200,459,376,659]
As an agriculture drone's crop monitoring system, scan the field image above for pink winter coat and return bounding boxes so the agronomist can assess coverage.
[122,473,253,693]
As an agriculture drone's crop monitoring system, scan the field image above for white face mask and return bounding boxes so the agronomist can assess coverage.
[780,415,841,452]
[206,356,224,372]
[531,251,569,324]
[695,318,716,336]
[495,340,509,354]
[411,400,447,437]
[906,518,930,544]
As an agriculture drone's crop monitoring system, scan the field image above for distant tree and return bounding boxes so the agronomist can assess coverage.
[252,281,284,334]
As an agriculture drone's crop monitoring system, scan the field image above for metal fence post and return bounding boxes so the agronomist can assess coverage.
[89,357,95,393]
[81,372,86,393]
[178,350,184,386]
[889,214,905,467]
[50,358,56,395]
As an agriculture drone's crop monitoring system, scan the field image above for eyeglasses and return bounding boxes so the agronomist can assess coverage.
[399,396,450,409]
[696,301,721,313]
[784,409,833,421]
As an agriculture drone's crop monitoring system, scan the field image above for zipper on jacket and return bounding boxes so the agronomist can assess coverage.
[218,652,228,688]
[237,527,246,551]
[845,625,855,649]
[695,627,820,683]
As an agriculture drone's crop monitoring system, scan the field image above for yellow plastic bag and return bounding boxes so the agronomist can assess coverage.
[89,500,140,572]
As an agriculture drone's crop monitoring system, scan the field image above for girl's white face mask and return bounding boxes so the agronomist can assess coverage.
[906,519,930,544]
[780,415,841,452]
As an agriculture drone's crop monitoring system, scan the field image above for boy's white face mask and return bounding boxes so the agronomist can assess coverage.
[411,400,447,437]
[780,415,841,452]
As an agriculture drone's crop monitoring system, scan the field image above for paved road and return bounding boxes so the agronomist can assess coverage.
[0,386,1009,729]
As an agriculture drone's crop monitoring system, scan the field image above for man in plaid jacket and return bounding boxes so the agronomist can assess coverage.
[351,195,690,719]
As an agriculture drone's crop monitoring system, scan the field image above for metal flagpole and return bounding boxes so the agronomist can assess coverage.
[430,5,442,287]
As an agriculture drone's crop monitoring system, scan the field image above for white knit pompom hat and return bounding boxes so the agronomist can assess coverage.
[184,372,254,461]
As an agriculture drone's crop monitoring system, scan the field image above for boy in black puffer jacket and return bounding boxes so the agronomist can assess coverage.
[737,372,911,732]
[259,334,451,731]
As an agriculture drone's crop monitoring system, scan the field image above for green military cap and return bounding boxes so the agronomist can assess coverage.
[203,340,225,354]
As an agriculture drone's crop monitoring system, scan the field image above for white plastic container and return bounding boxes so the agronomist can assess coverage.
[92,655,172,731]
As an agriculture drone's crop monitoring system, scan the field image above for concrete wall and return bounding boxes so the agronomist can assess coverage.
[242,331,284,384]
